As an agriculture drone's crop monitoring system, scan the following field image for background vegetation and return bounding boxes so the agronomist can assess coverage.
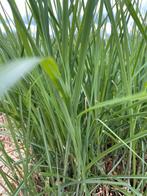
[0,0,147,195]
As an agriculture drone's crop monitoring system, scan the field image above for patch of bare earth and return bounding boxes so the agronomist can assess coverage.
[0,114,24,195]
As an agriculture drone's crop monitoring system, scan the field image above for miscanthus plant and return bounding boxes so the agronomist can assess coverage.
[0,0,147,195]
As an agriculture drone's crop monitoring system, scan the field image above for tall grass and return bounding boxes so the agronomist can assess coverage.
[0,0,147,195]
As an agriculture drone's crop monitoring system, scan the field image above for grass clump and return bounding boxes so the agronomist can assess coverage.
[0,0,147,195]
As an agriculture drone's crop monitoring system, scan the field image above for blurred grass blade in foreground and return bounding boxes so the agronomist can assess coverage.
[0,58,40,97]
[0,57,61,97]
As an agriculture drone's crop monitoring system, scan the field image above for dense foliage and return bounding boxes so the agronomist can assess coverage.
[0,0,147,195]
